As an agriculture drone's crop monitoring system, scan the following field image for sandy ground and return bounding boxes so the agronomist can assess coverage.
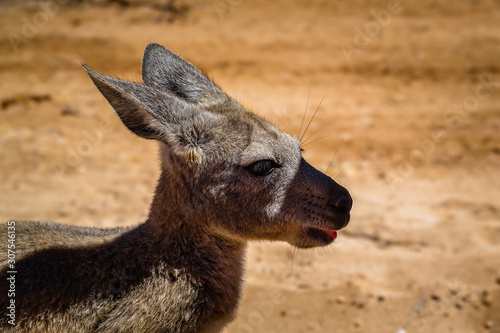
[1,0,500,332]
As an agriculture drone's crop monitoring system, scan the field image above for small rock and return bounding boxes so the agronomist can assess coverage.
[297,283,311,290]
[481,290,493,307]
[495,277,500,286]
[377,294,386,302]
[430,293,440,302]
[354,320,362,328]
[336,296,346,304]
[356,302,365,309]
[279,310,287,317]
[57,210,70,218]
[484,321,493,330]
[455,302,462,310]
[61,107,80,117]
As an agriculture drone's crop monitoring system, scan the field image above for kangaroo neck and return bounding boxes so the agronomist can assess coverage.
[144,163,247,301]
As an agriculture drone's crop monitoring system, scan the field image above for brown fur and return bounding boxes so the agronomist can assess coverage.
[0,44,352,332]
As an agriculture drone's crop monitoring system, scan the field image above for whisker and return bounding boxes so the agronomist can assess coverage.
[343,178,354,187]
[297,84,311,140]
[325,137,345,175]
[290,246,299,276]
[300,128,322,147]
[301,132,336,148]
[299,94,326,143]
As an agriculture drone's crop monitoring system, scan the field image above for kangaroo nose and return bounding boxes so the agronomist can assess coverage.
[334,196,352,214]
[332,190,353,215]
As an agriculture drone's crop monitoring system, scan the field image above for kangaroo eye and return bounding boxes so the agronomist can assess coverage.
[246,160,277,176]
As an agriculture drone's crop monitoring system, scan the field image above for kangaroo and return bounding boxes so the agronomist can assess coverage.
[0,43,352,332]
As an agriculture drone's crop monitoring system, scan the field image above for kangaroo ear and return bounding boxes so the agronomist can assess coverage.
[83,64,219,162]
[82,63,182,142]
[141,43,227,107]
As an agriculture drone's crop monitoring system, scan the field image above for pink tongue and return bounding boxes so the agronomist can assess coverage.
[324,230,337,239]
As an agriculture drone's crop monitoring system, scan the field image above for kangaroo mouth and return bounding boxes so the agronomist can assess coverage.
[303,212,350,246]
[306,226,338,244]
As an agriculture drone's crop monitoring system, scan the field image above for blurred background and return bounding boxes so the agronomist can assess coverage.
[1,0,499,332]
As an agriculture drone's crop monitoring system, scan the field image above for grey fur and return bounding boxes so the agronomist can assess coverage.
[0,43,352,332]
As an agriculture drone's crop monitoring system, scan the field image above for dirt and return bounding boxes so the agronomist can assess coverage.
[1,0,500,332]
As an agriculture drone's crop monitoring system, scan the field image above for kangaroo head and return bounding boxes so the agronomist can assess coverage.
[83,43,352,249]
